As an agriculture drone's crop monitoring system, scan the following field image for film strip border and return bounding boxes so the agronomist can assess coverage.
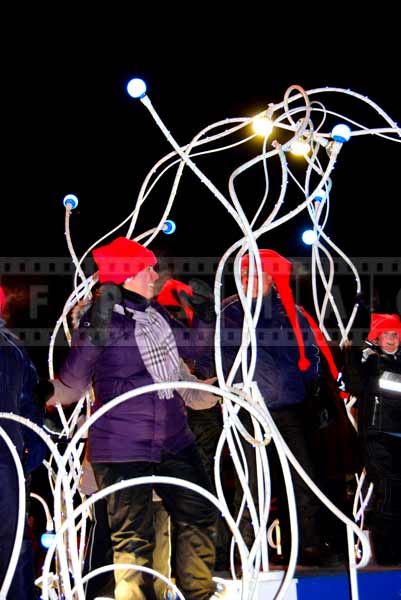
[1,256,400,276]
[12,326,374,348]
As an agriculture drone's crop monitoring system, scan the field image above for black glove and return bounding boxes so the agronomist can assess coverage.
[90,283,122,345]
[32,379,55,408]
[179,278,215,323]
[341,342,364,396]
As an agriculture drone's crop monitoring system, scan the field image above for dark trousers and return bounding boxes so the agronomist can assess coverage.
[233,404,332,555]
[93,444,217,600]
[186,404,229,569]
[364,432,401,564]
[82,497,115,600]
[83,497,171,600]
[186,405,222,482]
[0,463,37,600]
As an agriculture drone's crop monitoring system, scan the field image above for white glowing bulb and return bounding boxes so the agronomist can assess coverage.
[290,139,311,156]
[252,116,273,137]
[127,78,147,99]
[331,124,352,143]
[302,229,318,245]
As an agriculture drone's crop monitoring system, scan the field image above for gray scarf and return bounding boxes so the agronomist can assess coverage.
[114,304,180,399]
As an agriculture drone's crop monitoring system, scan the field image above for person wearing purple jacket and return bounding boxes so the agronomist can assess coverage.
[46,237,218,600]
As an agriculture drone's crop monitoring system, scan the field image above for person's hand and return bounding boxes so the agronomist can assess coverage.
[179,279,215,323]
[44,379,89,409]
[90,283,122,345]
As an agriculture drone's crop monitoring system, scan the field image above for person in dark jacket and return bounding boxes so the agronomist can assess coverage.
[218,249,343,566]
[46,237,218,600]
[0,285,47,600]
[342,313,401,565]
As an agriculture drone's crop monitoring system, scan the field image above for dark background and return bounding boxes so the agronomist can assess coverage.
[2,10,400,371]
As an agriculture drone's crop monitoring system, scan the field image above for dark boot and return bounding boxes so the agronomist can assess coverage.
[371,520,401,566]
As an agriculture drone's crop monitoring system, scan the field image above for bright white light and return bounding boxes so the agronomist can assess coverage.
[252,116,273,137]
[302,229,318,245]
[126,78,147,99]
[331,124,352,143]
[290,139,310,156]
[63,194,79,209]
[379,371,401,393]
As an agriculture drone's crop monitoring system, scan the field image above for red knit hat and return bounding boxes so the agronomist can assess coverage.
[241,249,311,371]
[0,286,5,315]
[93,237,157,285]
[367,313,401,341]
[156,279,194,324]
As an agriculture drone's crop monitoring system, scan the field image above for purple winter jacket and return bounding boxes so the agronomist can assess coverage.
[59,295,211,463]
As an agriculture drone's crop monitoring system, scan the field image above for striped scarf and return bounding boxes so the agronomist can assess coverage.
[114,304,180,399]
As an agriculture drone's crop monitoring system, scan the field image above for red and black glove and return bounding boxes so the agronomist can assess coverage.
[179,279,215,324]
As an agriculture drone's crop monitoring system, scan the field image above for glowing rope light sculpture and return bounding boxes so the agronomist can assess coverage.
[25,81,401,600]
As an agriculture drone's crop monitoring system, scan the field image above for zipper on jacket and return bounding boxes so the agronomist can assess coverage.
[372,395,379,426]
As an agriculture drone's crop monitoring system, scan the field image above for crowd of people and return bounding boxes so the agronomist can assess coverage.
[1,239,400,600]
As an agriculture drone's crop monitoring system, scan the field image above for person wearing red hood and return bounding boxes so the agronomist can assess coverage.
[342,313,401,565]
[218,249,344,567]
[45,237,218,600]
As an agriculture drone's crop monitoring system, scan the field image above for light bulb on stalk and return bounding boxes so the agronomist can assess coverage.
[127,78,147,99]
